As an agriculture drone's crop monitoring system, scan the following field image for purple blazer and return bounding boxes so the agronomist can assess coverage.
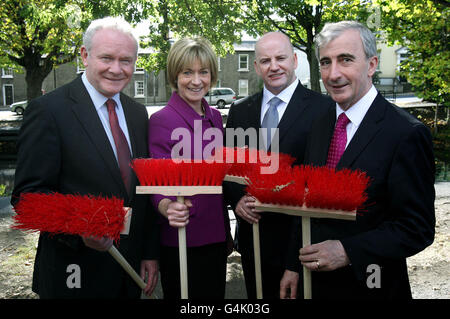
[148,92,229,247]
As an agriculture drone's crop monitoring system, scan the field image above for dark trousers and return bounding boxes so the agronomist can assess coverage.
[159,242,227,299]
[240,250,285,299]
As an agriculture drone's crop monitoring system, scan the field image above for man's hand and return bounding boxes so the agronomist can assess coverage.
[234,195,261,224]
[141,260,158,297]
[299,240,350,271]
[82,236,113,252]
[280,269,299,299]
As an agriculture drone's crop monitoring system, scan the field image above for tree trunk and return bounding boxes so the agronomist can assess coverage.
[25,68,49,102]
[158,0,172,102]
[24,55,54,102]
[305,46,321,93]
[433,104,439,134]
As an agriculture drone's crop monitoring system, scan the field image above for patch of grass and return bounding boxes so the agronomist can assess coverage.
[1,233,37,274]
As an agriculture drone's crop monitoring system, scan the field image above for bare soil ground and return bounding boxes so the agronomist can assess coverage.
[0,182,448,299]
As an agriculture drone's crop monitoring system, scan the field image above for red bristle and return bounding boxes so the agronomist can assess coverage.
[245,164,369,213]
[12,193,126,242]
[304,167,370,212]
[245,165,299,205]
[132,158,228,186]
[225,149,296,178]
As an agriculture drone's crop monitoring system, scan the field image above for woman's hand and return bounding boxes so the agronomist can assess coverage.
[159,198,193,228]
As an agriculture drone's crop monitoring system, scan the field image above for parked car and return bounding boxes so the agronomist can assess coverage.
[205,88,236,108]
[10,100,27,115]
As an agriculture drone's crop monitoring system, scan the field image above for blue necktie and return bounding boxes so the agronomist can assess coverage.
[262,97,282,150]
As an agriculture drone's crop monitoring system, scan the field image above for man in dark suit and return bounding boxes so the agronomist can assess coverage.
[224,32,331,299]
[12,17,159,298]
[281,21,435,299]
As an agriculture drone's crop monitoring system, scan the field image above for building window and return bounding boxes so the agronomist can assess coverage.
[135,81,144,97]
[1,68,13,78]
[238,54,249,71]
[134,63,144,74]
[238,79,248,96]
[76,57,85,74]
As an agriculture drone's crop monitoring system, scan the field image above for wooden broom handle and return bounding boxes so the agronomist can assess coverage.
[177,196,189,299]
[108,245,146,290]
[253,222,263,299]
[302,216,312,299]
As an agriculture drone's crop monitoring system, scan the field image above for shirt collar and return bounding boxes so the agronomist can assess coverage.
[263,77,299,105]
[168,91,213,121]
[81,72,121,110]
[336,85,378,127]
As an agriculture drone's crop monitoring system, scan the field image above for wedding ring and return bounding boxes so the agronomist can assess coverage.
[316,260,320,270]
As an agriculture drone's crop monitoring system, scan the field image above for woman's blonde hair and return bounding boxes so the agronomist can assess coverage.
[167,37,218,90]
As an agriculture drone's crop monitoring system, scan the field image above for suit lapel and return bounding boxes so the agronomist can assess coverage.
[121,96,141,202]
[249,92,263,130]
[337,93,387,169]
[68,77,129,198]
[277,83,309,143]
[120,95,138,157]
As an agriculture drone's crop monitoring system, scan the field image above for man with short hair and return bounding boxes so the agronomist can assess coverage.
[12,17,159,298]
[281,21,435,299]
[224,32,331,299]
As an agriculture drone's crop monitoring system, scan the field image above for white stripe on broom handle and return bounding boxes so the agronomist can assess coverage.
[177,196,189,299]
[302,216,312,299]
[253,222,263,299]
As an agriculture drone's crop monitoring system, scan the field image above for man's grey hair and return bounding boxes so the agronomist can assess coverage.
[83,16,139,57]
[314,21,377,61]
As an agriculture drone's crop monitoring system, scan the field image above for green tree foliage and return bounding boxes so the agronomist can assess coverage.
[112,0,247,97]
[132,0,245,73]
[377,0,449,106]
[0,0,93,101]
[238,0,370,92]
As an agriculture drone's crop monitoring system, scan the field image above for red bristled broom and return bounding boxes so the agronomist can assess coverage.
[213,146,296,185]
[131,158,229,299]
[12,192,150,294]
[245,164,370,299]
[213,147,297,299]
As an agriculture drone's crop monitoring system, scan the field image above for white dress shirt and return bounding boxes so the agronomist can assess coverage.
[81,73,133,159]
[260,78,299,125]
[336,85,378,148]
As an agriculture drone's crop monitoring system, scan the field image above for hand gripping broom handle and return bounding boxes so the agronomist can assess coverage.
[253,222,263,299]
[177,196,189,299]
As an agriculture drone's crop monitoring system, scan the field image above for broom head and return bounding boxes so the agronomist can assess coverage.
[132,158,228,187]
[246,165,370,213]
[12,193,127,242]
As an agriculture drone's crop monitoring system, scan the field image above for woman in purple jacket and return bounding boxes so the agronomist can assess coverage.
[148,37,231,299]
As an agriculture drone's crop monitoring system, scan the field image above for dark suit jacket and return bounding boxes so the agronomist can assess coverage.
[287,93,435,299]
[224,82,331,269]
[12,76,159,298]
